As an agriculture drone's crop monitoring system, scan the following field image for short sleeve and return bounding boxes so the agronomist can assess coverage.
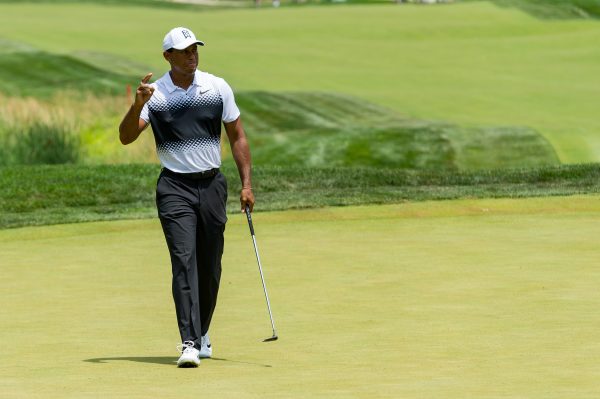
[217,78,241,123]
[140,102,150,123]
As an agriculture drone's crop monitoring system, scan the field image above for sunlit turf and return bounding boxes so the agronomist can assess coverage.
[2,198,600,398]
[1,2,600,162]
[236,91,559,170]
[0,85,559,170]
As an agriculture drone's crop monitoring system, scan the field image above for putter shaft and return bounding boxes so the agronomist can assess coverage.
[245,207,278,341]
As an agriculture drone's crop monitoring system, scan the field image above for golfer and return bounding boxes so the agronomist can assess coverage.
[119,27,254,367]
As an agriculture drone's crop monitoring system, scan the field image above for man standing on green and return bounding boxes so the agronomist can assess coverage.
[119,27,254,368]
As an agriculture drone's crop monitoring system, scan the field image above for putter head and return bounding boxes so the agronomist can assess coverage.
[263,335,278,342]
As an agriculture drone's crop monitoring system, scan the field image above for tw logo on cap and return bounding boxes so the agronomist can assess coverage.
[162,26,205,51]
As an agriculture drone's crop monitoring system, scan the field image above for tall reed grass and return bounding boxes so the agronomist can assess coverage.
[0,92,158,166]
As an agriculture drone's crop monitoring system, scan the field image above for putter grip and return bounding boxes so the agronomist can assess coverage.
[245,205,255,236]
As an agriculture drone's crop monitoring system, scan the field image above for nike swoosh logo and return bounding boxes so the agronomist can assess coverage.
[199,89,211,95]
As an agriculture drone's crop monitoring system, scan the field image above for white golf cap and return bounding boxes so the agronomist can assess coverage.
[162,27,205,51]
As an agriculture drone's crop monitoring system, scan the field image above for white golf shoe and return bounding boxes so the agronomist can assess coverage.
[199,334,212,358]
[176,340,201,367]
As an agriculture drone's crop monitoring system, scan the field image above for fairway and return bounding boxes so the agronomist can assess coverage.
[2,2,600,162]
[2,198,600,398]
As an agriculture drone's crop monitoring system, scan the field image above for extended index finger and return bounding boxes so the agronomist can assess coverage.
[141,72,153,84]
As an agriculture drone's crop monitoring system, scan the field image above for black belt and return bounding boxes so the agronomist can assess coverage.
[162,167,220,180]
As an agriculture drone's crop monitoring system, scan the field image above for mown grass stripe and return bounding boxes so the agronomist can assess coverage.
[0,51,136,97]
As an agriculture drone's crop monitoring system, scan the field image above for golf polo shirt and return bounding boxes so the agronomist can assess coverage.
[140,70,240,173]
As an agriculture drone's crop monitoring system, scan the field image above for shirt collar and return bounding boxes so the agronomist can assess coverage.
[163,70,204,93]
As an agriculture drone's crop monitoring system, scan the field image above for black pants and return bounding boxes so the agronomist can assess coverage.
[156,169,228,350]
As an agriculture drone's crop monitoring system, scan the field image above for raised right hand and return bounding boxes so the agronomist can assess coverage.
[135,73,155,106]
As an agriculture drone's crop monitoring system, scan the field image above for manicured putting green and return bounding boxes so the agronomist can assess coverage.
[2,197,600,398]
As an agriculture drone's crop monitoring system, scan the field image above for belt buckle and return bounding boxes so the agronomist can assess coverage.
[197,168,216,179]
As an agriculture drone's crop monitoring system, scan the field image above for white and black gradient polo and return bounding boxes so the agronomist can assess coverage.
[140,70,240,173]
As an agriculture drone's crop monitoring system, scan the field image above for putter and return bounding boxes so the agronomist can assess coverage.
[245,205,278,342]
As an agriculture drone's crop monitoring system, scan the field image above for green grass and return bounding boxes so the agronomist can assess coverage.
[2,198,600,398]
[0,51,135,97]
[4,122,81,165]
[237,91,559,169]
[483,0,600,19]
[1,162,599,229]
[0,0,242,9]
[0,2,600,163]
[0,81,559,169]
[247,122,559,170]
[0,0,392,7]
[0,93,159,166]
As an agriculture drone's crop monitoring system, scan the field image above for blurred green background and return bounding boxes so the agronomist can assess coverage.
[2,0,600,169]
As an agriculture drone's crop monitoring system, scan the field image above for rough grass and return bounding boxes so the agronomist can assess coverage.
[8,122,80,165]
[0,93,157,165]
[1,162,599,229]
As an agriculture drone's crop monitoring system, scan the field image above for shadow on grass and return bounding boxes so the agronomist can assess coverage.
[84,356,176,366]
[84,356,272,368]
[211,357,272,368]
